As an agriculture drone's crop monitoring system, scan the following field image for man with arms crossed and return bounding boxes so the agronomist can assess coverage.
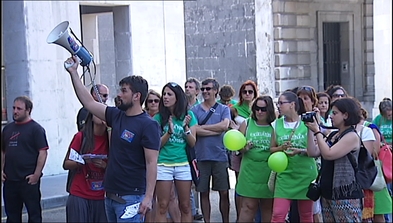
[2,96,49,222]
[192,78,231,222]
[65,56,160,222]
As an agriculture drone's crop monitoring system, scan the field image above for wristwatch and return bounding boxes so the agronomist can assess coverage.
[184,130,191,135]
[235,151,241,156]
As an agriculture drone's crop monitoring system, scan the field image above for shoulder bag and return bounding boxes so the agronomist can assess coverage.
[378,135,392,183]
[186,103,219,186]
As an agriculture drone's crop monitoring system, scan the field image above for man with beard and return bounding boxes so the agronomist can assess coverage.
[64,56,160,222]
[185,77,201,109]
[76,84,109,131]
[1,96,49,222]
[191,78,231,223]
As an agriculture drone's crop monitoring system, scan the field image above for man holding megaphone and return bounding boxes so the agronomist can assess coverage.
[64,56,161,222]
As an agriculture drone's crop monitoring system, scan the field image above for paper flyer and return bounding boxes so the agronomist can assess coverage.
[120,202,140,219]
[69,149,85,164]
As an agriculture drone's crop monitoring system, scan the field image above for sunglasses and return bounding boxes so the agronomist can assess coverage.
[253,105,267,112]
[99,93,108,98]
[332,93,346,98]
[242,90,254,95]
[201,87,212,92]
[147,99,160,103]
[276,101,291,105]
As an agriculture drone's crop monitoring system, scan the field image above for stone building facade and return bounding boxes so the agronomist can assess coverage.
[1,0,391,175]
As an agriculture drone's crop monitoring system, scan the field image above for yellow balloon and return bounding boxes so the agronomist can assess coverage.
[223,129,246,151]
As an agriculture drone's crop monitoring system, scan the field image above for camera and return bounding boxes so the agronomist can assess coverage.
[301,111,316,123]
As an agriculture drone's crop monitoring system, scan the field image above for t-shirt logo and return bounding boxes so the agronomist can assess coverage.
[9,131,20,147]
[121,129,135,143]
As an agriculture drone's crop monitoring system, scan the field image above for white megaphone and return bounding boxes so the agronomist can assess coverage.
[47,21,93,67]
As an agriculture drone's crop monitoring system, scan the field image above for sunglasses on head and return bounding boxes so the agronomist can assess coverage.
[168,82,179,87]
[242,90,254,95]
[201,87,212,92]
[253,105,267,112]
[299,86,313,92]
[148,99,160,103]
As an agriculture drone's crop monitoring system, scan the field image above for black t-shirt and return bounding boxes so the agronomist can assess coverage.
[104,107,160,195]
[1,120,49,181]
[76,107,89,131]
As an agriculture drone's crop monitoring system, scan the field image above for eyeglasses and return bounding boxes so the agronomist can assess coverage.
[99,93,108,98]
[242,90,254,95]
[332,93,346,98]
[253,105,267,112]
[276,101,291,105]
[201,87,212,92]
[147,99,160,103]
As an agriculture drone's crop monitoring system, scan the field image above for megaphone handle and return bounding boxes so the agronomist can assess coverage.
[64,61,75,69]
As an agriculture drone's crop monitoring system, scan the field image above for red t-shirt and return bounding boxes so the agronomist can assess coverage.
[69,132,109,200]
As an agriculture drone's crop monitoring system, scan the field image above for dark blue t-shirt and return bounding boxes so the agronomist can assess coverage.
[1,120,49,181]
[104,107,160,195]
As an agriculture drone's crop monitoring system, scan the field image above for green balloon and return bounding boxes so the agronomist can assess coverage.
[268,152,288,173]
[223,129,246,151]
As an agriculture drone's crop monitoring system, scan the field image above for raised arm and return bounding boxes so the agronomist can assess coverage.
[65,56,107,121]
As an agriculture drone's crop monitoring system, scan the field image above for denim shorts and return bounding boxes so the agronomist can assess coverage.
[105,194,145,222]
[157,164,192,181]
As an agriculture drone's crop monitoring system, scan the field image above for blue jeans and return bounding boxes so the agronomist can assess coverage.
[105,194,145,222]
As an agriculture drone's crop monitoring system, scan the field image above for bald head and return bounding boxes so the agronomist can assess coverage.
[90,84,109,104]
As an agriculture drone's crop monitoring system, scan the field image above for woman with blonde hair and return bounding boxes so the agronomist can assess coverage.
[144,89,161,117]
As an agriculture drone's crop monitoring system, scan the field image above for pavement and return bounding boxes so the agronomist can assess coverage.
[1,170,238,221]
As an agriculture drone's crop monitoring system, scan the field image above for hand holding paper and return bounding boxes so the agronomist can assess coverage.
[69,149,85,164]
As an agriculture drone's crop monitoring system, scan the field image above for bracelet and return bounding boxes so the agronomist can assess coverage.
[184,130,191,135]
[314,131,325,137]
[167,131,173,135]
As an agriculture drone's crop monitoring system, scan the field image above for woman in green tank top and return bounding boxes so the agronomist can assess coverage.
[236,96,277,222]
[270,91,319,223]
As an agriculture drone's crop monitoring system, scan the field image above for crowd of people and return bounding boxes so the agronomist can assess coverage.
[1,55,392,223]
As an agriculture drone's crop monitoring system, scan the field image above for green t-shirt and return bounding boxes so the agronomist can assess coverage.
[153,110,198,165]
[236,118,274,198]
[233,103,251,118]
[373,114,392,143]
[273,117,317,200]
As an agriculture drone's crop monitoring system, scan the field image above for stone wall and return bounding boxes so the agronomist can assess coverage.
[184,0,257,97]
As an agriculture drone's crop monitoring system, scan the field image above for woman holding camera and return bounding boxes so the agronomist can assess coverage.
[305,98,364,222]
[270,91,319,223]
